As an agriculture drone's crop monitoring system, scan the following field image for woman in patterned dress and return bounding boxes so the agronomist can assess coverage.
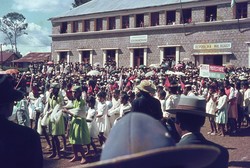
[62,85,90,164]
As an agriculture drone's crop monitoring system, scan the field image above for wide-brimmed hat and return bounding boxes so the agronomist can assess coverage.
[50,82,60,89]
[166,95,214,117]
[72,85,82,92]
[78,113,219,168]
[0,74,24,104]
[136,80,156,94]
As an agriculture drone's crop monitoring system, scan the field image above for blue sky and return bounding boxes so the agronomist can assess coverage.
[0,0,73,55]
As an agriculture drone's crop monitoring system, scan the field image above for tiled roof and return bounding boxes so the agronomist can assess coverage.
[51,0,197,19]
[0,52,17,63]
[12,52,51,63]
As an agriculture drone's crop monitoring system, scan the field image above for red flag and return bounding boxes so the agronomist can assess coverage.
[179,78,185,90]
[87,85,93,94]
[164,76,171,87]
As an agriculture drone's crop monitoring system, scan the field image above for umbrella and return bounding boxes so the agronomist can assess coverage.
[149,64,160,68]
[139,65,146,69]
[165,70,175,75]
[145,71,155,77]
[5,68,19,74]
[47,61,54,65]
[174,71,185,76]
[87,70,101,76]
[111,70,120,74]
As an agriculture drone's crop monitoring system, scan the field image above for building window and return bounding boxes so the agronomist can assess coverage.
[180,8,192,24]
[205,6,217,22]
[84,20,90,32]
[60,22,67,33]
[108,17,116,30]
[151,12,159,26]
[95,18,103,31]
[72,21,79,33]
[236,2,248,19]
[122,15,130,28]
[136,14,144,27]
[166,10,176,25]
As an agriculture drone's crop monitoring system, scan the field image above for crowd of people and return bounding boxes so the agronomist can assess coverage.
[2,60,250,167]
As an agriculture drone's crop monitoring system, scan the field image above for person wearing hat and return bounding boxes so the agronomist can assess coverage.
[47,82,65,159]
[0,74,43,168]
[81,112,220,168]
[131,80,162,120]
[62,85,91,164]
[167,95,229,168]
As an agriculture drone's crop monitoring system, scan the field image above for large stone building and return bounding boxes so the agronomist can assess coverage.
[50,0,250,68]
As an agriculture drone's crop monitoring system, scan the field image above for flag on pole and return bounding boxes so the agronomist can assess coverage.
[231,0,236,8]
[179,78,185,91]
[164,76,171,88]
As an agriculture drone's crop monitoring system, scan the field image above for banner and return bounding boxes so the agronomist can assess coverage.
[199,64,225,79]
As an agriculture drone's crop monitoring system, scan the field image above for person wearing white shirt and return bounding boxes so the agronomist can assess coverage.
[108,90,121,127]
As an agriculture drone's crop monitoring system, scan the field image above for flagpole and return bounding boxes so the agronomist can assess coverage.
[231,0,241,32]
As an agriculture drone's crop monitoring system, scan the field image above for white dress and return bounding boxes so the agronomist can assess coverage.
[108,98,121,127]
[86,108,99,138]
[206,93,218,115]
[96,101,110,137]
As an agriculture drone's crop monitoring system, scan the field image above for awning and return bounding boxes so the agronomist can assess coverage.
[101,48,119,50]
[158,45,181,48]
[55,49,70,52]
[127,46,148,49]
[192,52,232,55]
[77,48,93,51]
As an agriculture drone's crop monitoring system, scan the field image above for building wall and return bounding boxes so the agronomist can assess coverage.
[52,21,250,67]
[51,0,250,67]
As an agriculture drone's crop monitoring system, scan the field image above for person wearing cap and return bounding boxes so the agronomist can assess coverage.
[131,80,162,120]
[62,85,90,164]
[167,95,229,168]
[0,74,43,168]
[82,113,220,168]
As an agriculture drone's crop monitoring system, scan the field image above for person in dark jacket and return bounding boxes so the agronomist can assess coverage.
[131,80,162,120]
[167,95,229,168]
[0,74,43,168]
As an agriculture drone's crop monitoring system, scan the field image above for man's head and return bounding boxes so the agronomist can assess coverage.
[166,95,212,136]
[0,74,24,117]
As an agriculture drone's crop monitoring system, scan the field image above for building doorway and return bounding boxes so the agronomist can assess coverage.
[106,50,116,66]
[164,47,176,68]
[203,55,222,65]
[59,52,67,63]
[133,49,144,68]
[82,51,90,64]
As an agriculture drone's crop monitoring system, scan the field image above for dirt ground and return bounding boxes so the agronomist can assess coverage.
[42,119,250,168]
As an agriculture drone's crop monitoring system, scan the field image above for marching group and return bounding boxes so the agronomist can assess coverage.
[2,61,250,167]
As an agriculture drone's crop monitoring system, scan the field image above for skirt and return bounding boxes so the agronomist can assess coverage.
[69,117,91,145]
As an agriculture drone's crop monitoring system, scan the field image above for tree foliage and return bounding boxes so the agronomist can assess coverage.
[0,12,28,53]
[72,0,92,8]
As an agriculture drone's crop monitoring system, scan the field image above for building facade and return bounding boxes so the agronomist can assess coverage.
[50,0,250,68]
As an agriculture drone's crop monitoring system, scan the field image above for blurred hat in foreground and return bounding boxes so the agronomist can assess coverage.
[79,113,219,168]
[0,74,24,103]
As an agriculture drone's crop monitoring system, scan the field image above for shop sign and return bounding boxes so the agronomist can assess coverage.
[130,35,148,43]
[199,64,225,79]
[194,43,231,50]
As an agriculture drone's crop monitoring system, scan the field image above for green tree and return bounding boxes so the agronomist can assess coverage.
[72,0,92,7]
[0,12,28,54]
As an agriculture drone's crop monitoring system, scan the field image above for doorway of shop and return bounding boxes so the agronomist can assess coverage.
[133,49,144,68]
